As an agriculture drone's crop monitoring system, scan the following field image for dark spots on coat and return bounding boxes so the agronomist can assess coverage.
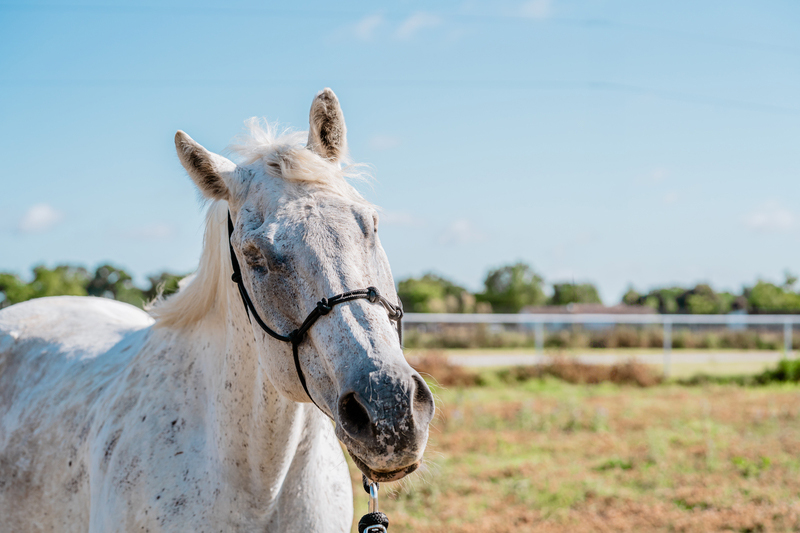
[77,419,93,443]
[113,455,142,492]
[171,495,187,514]
[142,415,146,422]
[103,429,123,464]
[64,461,87,494]
[112,392,140,419]
[171,419,178,426]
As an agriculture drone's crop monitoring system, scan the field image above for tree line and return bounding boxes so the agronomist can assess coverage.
[2,261,799,315]
[399,264,800,315]
[0,264,183,310]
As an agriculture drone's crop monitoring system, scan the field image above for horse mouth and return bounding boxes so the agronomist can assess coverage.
[348,450,420,483]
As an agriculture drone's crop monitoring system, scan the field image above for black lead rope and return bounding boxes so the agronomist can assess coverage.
[227,211,404,412]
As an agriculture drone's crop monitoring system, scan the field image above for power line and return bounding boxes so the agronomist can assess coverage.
[0,77,797,116]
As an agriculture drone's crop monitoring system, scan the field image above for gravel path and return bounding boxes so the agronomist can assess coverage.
[447,351,790,368]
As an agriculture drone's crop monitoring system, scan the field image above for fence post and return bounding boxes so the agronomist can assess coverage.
[535,322,544,356]
[784,321,792,358]
[663,319,672,378]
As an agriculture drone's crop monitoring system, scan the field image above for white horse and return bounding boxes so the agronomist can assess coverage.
[0,89,434,532]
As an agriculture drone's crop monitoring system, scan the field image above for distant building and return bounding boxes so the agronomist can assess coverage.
[519,303,656,331]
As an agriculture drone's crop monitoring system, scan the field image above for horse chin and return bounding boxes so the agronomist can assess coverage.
[347,449,420,483]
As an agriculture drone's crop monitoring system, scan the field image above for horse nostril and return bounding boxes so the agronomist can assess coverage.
[338,391,371,437]
[411,373,435,423]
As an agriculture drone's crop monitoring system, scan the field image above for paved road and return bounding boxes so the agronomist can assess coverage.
[446,351,790,368]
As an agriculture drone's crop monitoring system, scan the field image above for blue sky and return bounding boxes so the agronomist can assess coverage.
[1,0,798,303]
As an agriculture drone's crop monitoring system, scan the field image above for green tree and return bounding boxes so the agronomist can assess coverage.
[0,273,34,309]
[621,287,641,306]
[144,271,186,302]
[397,273,475,313]
[549,282,602,306]
[477,262,545,313]
[679,284,731,314]
[27,265,90,299]
[87,264,145,307]
[746,281,800,314]
[783,271,798,290]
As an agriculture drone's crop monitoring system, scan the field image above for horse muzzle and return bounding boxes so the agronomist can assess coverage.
[334,368,434,482]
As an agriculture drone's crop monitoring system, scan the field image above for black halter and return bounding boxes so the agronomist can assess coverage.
[227,212,404,411]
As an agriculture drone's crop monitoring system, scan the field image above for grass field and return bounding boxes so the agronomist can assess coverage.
[406,347,787,378]
[345,374,800,532]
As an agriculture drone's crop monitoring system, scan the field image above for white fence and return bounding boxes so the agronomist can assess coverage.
[403,313,800,376]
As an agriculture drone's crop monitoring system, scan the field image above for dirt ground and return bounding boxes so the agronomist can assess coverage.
[346,379,800,532]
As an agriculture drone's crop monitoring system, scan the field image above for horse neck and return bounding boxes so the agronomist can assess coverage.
[187,279,312,498]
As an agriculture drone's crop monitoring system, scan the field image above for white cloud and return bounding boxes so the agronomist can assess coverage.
[18,203,64,234]
[396,12,442,39]
[663,191,679,205]
[744,201,796,233]
[368,135,401,151]
[353,13,384,41]
[124,223,177,240]
[634,167,668,186]
[519,0,552,19]
[439,219,487,245]
[380,210,425,228]
[651,168,668,183]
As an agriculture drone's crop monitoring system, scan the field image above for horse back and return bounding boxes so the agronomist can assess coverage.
[0,296,154,532]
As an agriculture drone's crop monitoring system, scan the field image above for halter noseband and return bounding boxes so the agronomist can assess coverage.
[227,212,404,412]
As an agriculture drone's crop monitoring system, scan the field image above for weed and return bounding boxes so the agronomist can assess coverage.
[594,458,634,471]
[732,456,771,478]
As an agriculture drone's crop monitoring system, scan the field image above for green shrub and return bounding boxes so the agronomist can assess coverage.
[756,358,800,383]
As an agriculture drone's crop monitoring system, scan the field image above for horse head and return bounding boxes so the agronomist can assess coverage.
[173,89,434,483]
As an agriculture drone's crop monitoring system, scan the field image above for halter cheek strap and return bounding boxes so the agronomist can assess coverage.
[227,212,403,413]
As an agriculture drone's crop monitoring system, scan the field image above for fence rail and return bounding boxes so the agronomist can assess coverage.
[403,313,799,376]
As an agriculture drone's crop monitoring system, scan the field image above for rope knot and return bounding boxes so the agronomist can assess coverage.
[367,287,380,303]
[317,298,332,315]
[389,307,403,321]
[288,329,303,344]
[231,272,242,284]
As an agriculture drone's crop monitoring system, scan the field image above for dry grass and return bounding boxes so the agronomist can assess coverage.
[409,351,482,387]
[409,351,663,388]
[346,378,800,532]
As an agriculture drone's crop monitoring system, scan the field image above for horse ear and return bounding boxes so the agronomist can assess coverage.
[175,131,236,200]
[307,88,348,162]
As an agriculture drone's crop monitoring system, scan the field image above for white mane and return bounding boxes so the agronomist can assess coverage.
[230,118,370,204]
[148,201,231,328]
[148,119,372,329]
